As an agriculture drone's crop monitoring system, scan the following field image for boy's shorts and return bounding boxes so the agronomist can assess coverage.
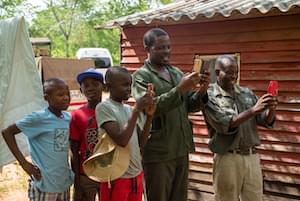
[100,172,144,201]
[28,179,70,201]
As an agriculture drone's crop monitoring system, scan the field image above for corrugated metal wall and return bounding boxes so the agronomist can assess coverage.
[121,13,300,201]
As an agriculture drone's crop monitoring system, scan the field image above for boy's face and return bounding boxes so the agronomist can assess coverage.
[45,83,70,111]
[80,77,103,103]
[148,35,171,67]
[109,72,132,102]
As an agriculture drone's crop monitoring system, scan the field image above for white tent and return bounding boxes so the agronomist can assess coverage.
[0,16,45,168]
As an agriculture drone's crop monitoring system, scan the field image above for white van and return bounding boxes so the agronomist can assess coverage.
[76,48,113,78]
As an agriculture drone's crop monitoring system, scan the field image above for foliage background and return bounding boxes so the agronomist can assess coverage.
[1,0,173,64]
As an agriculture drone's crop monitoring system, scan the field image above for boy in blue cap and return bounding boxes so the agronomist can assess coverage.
[70,68,104,201]
[2,78,74,201]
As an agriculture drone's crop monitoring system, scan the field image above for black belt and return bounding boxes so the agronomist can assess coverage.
[228,147,256,155]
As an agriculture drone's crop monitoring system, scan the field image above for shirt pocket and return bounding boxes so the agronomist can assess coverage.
[244,96,255,109]
[215,98,238,116]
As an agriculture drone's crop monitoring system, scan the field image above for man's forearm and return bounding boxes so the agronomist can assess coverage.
[229,108,256,129]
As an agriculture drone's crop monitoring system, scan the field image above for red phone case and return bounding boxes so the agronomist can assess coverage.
[268,81,278,96]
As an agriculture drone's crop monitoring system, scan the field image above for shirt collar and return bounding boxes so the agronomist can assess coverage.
[144,60,174,83]
[213,83,242,98]
[144,60,170,74]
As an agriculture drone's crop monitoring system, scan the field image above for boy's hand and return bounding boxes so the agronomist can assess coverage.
[146,103,156,117]
[22,161,41,180]
[134,94,154,112]
[134,84,155,113]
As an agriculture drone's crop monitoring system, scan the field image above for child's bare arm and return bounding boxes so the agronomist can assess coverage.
[70,140,80,175]
[2,124,41,180]
[70,140,83,200]
[102,109,140,147]
[138,114,154,149]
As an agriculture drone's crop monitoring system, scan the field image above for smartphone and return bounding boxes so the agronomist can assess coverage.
[193,55,202,73]
[193,55,209,74]
[268,80,278,96]
[200,60,210,74]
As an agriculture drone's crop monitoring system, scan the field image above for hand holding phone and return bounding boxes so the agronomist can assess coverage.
[268,81,278,96]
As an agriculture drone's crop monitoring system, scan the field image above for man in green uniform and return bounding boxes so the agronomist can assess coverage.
[132,28,209,201]
[203,55,277,201]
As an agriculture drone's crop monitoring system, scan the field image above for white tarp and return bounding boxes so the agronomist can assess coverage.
[0,16,46,167]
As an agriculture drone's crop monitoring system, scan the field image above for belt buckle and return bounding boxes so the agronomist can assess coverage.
[237,148,250,155]
[242,147,255,155]
[228,147,255,155]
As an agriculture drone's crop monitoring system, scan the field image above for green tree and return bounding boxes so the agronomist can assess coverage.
[160,0,173,4]
[0,0,24,19]
[83,0,149,64]
[30,0,149,62]
[44,0,95,57]
[29,0,172,62]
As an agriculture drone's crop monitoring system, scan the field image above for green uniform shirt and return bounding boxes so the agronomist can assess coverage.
[132,60,207,163]
[203,83,274,154]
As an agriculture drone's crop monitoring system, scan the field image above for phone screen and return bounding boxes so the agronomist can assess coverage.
[200,60,209,74]
[193,55,202,73]
[268,81,278,96]
[193,55,209,74]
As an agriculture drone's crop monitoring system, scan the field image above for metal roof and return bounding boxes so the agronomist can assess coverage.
[96,0,300,29]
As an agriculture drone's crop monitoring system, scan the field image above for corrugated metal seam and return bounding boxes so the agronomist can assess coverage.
[96,0,300,29]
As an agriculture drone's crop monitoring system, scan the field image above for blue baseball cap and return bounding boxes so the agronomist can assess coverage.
[77,68,104,84]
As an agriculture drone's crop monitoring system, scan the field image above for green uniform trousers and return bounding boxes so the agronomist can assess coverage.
[143,155,189,201]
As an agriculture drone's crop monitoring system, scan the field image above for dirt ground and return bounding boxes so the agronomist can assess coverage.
[0,162,99,201]
[0,162,28,201]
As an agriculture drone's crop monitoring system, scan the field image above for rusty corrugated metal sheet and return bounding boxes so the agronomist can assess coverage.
[96,0,300,29]
[121,12,300,200]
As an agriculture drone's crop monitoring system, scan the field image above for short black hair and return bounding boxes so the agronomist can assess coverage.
[43,78,67,94]
[215,55,237,71]
[105,66,130,84]
[143,28,169,49]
